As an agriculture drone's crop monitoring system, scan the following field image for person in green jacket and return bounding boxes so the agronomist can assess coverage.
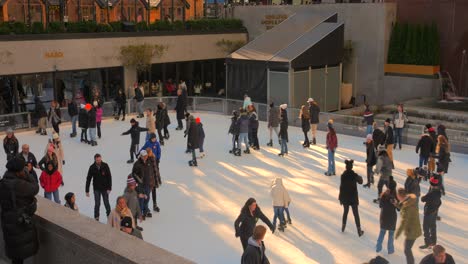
[394,188,422,264]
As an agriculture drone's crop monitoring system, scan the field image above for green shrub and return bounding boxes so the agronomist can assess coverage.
[152,20,173,31]
[67,21,98,33]
[47,22,66,33]
[0,23,10,35]
[31,22,45,34]
[135,21,149,32]
[110,21,123,32]
[172,20,184,31]
[10,22,29,34]
[97,23,113,32]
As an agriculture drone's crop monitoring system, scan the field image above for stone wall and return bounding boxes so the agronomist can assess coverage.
[382,75,438,105]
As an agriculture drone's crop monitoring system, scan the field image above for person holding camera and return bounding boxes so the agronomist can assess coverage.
[0,157,40,264]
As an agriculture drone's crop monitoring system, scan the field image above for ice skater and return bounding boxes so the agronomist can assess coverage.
[339,160,364,237]
[278,104,288,157]
[228,110,240,156]
[266,102,280,147]
[187,116,199,167]
[121,118,149,164]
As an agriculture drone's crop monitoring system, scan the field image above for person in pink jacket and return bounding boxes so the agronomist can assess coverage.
[95,101,103,139]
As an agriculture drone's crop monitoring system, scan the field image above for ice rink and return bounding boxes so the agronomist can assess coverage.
[2,112,467,264]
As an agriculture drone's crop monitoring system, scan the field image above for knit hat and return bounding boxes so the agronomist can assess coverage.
[52,133,59,140]
[149,133,157,140]
[84,104,92,111]
[6,128,13,134]
[307,98,314,103]
[425,123,432,129]
[121,216,133,228]
[429,177,439,186]
[366,134,373,141]
[127,175,136,186]
[47,145,55,153]
[140,150,148,157]
[327,119,334,129]
[195,117,201,124]
[130,118,136,123]
[369,256,389,264]
[345,159,354,170]
[280,104,287,110]
[6,157,25,172]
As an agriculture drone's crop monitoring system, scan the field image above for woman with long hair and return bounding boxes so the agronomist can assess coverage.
[108,196,135,229]
[325,120,338,176]
[48,100,62,134]
[234,198,275,250]
[146,148,161,213]
[300,105,310,148]
[248,104,260,150]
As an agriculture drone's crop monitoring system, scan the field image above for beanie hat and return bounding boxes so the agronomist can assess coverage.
[366,134,373,141]
[280,104,287,110]
[6,128,13,134]
[6,157,25,172]
[327,119,334,129]
[127,175,136,186]
[195,117,201,124]
[429,177,439,186]
[84,104,92,111]
[345,159,354,170]
[140,150,148,157]
[369,256,390,264]
[130,118,136,123]
[121,216,133,228]
[307,98,314,103]
[52,132,59,140]
[425,123,432,129]
[150,133,157,140]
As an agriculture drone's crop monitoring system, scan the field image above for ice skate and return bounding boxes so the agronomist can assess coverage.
[267,140,273,147]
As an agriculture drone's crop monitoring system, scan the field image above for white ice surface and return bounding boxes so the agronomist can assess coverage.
[2,112,468,264]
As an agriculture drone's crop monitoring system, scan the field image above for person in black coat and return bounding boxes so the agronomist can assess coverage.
[155,103,166,142]
[405,168,421,199]
[68,99,79,138]
[420,177,442,249]
[300,105,311,148]
[3,129,19,161]
[134,86,145,118]
[78,105,89,143]
[420,245,455,264]
[234,198,275,250]
[0,157,39,264]
[228,110,240,154]
[115,89,127,121]
[278,105,288,156]
[383,118,394,162]
[248,105,260,150]
[175,89,187,130]
[47,100,62,135]
[121,119,149,163]
[376,177,397,254]
[17,144,38,169]
[85,154,112,221]
[34,97,48,135]
[87,106,97,146]
[308,99,320,145]
[338,159,364,237]
[187,116,199,166]
[162,103,171,138]
[241,225,270,264]
[372,122,385,150]
[364,134,377,188]
[416,132,434,169]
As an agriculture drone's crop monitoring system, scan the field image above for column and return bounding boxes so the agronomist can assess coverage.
[124,66,137,98]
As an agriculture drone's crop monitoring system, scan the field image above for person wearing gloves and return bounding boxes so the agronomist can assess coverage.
[266,102,280,147]
[325,120,337,176]
[339,160,364,237]
[270,177,291,232]
[234,198,275,250]
[278,104,288,157]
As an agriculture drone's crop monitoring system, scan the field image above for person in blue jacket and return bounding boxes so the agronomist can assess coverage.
[139,133,161,167]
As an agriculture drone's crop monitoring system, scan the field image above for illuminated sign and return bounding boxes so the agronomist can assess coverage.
[261,14,288,30]
[44,51,64,59]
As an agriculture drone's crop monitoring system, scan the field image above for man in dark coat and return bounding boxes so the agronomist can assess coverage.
[419,177,442,249]
[376,177,397,254]
[364,134,377,188]
[121,119,149,164]
[0,157,39,264]
[384,118,394,162]
[420,245,455,264]
[175,89,187,130]
[85,154,112,221]
[241,225,270,264]
[338,159,364,237]
[155,103,166,142]
[416,131,434,169]
[372,123,385,149]
[78,105,89,143]
[34,96,48,135]
[131,150,153,217]
[187,116,199,166]
[68,99,79,138]
[308,98,320,145]
[17,144,38,169]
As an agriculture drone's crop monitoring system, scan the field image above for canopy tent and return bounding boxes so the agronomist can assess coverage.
[226,10,344,111]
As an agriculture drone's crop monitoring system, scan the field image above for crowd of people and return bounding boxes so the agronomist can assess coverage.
[0,89,459,264]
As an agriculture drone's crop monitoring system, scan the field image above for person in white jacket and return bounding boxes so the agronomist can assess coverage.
[270,177,291,232]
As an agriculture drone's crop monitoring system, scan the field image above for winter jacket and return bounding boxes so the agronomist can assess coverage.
[309,103,320,124]
[404,174,421,198]
[436,143,450,173]
[279,110,288,141]
[155,107,165,129]
[39,168,62,193]
[132,158,152,188]
[416,134,434,158]
[249,112,259,130]
[122,122,149,145]
[270,178,291,208]
[362,110,374,126]
[326,132,337,150]
[241,237,270,264]
[78,109,89,129]
[67,101,78,117]
[0,170,39,260]
[267,107,279,128]
[229,116,240,136]
[48,107,61,125]
[123,187,142,219]
[366,141,377,166]
[139,140,161,160]
[116,93,127,107]
[301,115,310,132]
[88,107,97,128]
[393,112,408,129]
[163,107,171,126]
[395,194,422,240]
[17,152,38,168]
[96,107,103,123]
[421,188,441,216]
[187,120,200,149]
[373,128,385,147]
[85,162,112,192]
[134,87,144,102]
[34,97,47,118]
[146,114,156,134]
[3,136,19,160]
[198,123,205,140]
[375,155,392,181]
[384,125,394,146]
[379,190,397,230]
[175,93,187,120]
[428,129,437,153]
[237,114,250,134]
[338,169,363,206]
[234,207,274,240]
[107,208,134,230]
[38,153,58,172]
[420,253,455,264]
[28,169,38,184]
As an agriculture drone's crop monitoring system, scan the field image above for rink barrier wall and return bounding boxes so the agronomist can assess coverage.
[0,196,195,264]
[1,96,467,154]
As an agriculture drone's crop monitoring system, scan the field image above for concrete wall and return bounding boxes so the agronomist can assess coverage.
[382,75,438,105]
[0,196,194,264]
[232,4,397,106]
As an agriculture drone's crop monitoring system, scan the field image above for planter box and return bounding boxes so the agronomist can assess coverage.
[384,64,440,76]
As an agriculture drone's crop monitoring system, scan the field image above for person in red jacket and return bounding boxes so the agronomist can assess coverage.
[39,162,63,204]
[325,120,338,176]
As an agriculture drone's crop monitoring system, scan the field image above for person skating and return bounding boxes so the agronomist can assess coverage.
[229,110,241,155]
[17,144,38,169]
[145,108,157,143]
[419,177,442,250]
[243,94,252,110]
[38,145,59,173]
[132,150,153,217]
[373,146,393,203]
[196,117,206,158]
[184,114,194,154]
[67,98,79,138]
[122,118,149,164]
[39,162,62,204]
[139,133,161,167]
[362,104,374,135]
[237,109,251,155]
[325,120,337,176]
[435,135,450,176]
[384,118,394,162]
[46,133,65,175]
[308,98,320,145]
[0,157,39,264]
[64,192,79,211]
[364,134,377,188]
[372,122,385,150]
[376,178,397,254]
[393,104,408,150]
[234,198,275,250]
[120,216,143,240]
[278,104,288,157]
[146,149,160,214]
[241,225,270,264]
[78,103,90,143]
[95,101,103,139]
[123,175,143,231]
[394,188,422,264]
[339,159,364,236]
[270,177,291,232]
[175,88,187,130]
[420,245,455,264]
[87,102,98,146]
[187,116,200,166]
[3,128,19,161]
[266,102,280,147]
[85,153,112,221]
[47,100,62,134]
[162,102,171,139]
[34,96,48,135]
[426,124,438,173]
[300,105,311,148]
[416,127,434,170]
[108,196,135,230]
[404,168,421,201]
[248,105,260,150]
[134,84,145,118]
[115,89,127,121]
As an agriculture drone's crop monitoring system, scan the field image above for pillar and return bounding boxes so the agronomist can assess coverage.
[124,66,137,98]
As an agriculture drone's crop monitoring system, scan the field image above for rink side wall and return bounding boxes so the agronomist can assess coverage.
[0,196,195,264]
